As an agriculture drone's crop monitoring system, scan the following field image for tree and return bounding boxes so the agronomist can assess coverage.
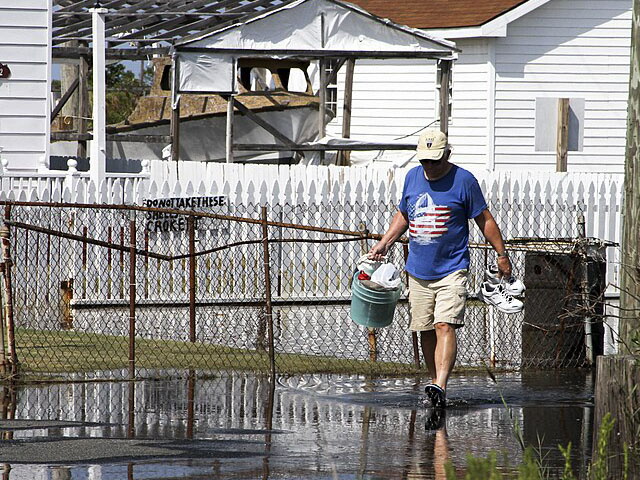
[103,63,153,125]
[620,0,640,354]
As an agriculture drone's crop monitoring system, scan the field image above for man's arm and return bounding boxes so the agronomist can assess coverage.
[473,209,512,277]
[368,210,409,261]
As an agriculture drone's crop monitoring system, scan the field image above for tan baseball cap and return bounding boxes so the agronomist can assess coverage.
[416,129,448,160]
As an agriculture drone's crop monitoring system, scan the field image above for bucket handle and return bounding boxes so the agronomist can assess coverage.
[357,254,387,264]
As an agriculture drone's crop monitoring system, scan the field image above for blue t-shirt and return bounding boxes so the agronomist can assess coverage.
[398,164,487,280]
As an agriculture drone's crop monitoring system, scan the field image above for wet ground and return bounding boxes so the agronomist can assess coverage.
[0,370,594,479]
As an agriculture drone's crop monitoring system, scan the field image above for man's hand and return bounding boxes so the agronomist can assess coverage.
[497,255,512,278]
[368,241,389,262]
[367,211,409,262]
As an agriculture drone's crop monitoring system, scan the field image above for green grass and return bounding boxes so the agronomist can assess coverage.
[443,413,624,480]
[13,328,420,377]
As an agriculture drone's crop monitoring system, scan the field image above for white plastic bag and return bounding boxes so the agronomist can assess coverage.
[370,263,402,290]
[356,254,385,276]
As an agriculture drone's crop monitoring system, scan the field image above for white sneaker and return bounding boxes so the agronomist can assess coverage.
[485,265,526,296]
[478,281,524,314]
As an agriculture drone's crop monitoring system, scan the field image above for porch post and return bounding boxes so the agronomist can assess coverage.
[170,53,181,167]
[339,58,355,166]
[89,5,107,188]
[438,59,452,136]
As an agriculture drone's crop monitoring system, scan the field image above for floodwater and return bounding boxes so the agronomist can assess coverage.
[0,370,594,479]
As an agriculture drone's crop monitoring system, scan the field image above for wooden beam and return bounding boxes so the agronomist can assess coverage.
[556,98,569,172]
[107,134,173,143]
[51,77,79,123]
[318,58,327,138]
[225,94,234,163]
[53,46,169,60]
[51,132,172,142]
[438,59,451,136]
[52,0,155,37]
[594,355,640,477]
[233,143,416,152]
[322,58,346,90]
[339,58,355,166]
[170,56,180,164]
[318,14,327,164]
[77,52,89,158]
[176,47,455,60]
[232,98,296,147]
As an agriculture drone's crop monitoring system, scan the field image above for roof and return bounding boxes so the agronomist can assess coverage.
[52,0,457,59]
[52,0,295,58]
[344,0,530,29]
[175,0,457,56]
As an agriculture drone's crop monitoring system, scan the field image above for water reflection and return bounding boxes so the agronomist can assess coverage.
[0,370,593,479]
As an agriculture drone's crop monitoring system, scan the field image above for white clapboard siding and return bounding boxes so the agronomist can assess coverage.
[446,39,490,166]
[320,0,631,173]
[492,0,631,173]
[0,0,50,171]
[326,58,438,151]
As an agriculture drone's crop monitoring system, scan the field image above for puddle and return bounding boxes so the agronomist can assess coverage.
[0,370,594,479]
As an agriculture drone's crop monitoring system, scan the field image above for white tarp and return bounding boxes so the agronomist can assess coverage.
[180,0,455,53]
[299,135,419,167]
[176,0,456,93]
[179,53,235,93]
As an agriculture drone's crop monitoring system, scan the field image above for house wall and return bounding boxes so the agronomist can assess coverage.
[328,0,631,174]
[325,39,491,170]
[325,57,438,165]
[0,0,51,172]
[448,39,490,169]
[493,0,632,173]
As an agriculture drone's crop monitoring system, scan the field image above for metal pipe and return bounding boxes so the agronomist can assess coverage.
[128,210,136,378]
[261,207,275,377]
[0,201,381,237]
[188,216,196,343]
[0,262,6,376]
[577,211,594,364]
[127,380,135,438]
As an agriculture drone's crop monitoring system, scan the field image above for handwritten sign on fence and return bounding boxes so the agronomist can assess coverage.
[143,196,227,233]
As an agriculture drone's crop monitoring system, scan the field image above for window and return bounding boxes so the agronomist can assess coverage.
[535,97,584,152]
[324,60,339,116]
[160,64,171,91]
[278,67,308,93]
[236,60,312,94]
[249,67,274,91]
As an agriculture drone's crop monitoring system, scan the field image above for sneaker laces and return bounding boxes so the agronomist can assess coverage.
[496,283,516,303]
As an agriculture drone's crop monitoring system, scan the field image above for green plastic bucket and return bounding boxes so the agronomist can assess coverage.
[350,274,402,328]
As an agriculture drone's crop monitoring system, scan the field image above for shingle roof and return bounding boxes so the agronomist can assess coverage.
[345,0,530,29]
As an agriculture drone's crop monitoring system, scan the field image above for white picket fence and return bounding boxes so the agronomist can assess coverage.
[0,161,625,291]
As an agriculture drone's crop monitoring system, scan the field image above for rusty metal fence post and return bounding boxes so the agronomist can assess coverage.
[0,206,18,376]
[188,216,196,343]
[128,210,136,378]
[0,269,5,376]
[261,206,276,377]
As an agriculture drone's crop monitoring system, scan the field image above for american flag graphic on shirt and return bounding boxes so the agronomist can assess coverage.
[409,192,451,245]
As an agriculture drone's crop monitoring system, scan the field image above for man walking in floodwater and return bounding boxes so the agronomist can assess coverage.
[368,129,513,409]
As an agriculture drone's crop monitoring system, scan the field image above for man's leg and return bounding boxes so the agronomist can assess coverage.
[420,330,437,383]
[433,322,457,391]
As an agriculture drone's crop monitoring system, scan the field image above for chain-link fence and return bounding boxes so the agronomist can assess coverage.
[0,199,609,381]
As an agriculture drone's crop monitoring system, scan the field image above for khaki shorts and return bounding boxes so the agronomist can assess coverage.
[408,269,468,331]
